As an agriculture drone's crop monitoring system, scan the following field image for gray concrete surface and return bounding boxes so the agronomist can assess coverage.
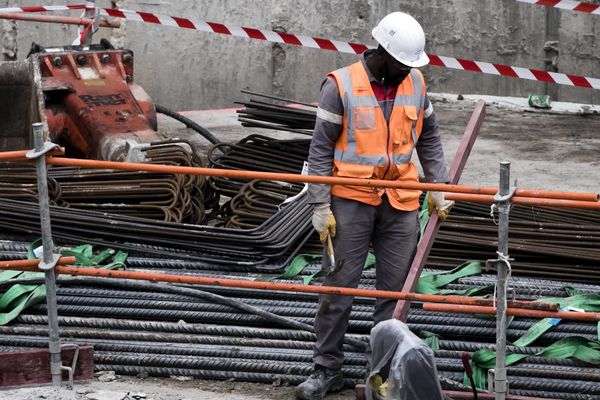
[2,0,599,110]
[0,375,355,400]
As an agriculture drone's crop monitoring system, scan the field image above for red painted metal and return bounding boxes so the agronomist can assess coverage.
[35,47,159,160]
[443,390,559,400]
[0,345,93,388]
[394,100,487,320]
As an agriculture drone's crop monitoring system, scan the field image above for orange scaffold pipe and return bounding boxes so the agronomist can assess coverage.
[0,147,65,161]
[423,303,600,322]
[0,258,566,314]
[0,12,120,28]
[34,156,599,206]
[1,149,597,204]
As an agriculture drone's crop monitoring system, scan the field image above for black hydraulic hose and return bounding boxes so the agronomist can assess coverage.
[155,104,222,145]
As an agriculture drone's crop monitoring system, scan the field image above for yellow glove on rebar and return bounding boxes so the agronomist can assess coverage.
[312,203,336,243]
[427,191,455,221]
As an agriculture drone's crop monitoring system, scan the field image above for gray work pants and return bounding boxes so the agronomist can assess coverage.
[313,195,419,370]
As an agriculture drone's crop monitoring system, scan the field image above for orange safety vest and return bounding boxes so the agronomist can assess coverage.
[329,61,426,211]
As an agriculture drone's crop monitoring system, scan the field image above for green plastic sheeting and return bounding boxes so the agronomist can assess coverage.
[0,241,127,326]
[468,292,600,389]
[467,336,600,389]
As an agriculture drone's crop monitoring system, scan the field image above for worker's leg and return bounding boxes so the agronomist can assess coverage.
[313,196,374,369]
[371,195,419,325]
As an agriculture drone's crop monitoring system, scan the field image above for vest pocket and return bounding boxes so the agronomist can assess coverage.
[354,107,376,131]
[334,161,374,179]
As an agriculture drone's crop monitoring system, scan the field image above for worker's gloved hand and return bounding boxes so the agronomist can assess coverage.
[428,191,454,221]
[312,203,336,243]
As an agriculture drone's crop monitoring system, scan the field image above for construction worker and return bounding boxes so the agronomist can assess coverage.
[296,12,453,400]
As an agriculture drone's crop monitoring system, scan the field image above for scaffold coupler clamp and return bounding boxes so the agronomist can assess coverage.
[484,254,515,273]
[32,243,61,271]
[493,183,517,204]
[25,141,59,160]
[488,368,509,394]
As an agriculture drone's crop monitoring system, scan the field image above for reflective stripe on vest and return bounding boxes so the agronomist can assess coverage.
[334,67,423,167]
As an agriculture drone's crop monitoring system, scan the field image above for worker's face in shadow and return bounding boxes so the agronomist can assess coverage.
[382,51,411,79]
[373,46,411,84]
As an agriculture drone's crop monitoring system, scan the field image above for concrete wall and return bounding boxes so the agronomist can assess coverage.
[3,0,599,110]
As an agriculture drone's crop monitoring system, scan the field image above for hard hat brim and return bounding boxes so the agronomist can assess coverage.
[396,52,430,68]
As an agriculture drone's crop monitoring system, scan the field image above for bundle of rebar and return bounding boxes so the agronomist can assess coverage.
[236,90,317,135]
[429,202,600,282]
[207,134,310,196]
[0,194,312,269]
[0,140,215,224]
[0,261,598,399]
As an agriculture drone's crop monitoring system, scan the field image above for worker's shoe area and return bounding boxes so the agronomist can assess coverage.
[295,364,344,400]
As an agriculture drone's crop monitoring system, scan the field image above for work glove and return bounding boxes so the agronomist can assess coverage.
[312,203,336,243]
[427,191,454,221]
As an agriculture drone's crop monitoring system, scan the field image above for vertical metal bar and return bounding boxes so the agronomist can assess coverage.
[82,0,96,45]
[544,7,560,101]
[394,100,486,320]
[494,161,511,400]
[32,122,62,387]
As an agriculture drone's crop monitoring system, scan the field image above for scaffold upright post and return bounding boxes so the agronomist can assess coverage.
[493,161,513,399]
[30,122,63,387]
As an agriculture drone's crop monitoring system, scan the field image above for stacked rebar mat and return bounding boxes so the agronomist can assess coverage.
[0,140,214,224]
[430,202,600,282]
[0,266,599,399]
[236,90,317,135]
[0,135,316,269]
[0,202,599,398]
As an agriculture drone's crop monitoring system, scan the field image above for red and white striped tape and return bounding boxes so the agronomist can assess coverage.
[2,5,599,90]
[517,0,600,15]
[101,7,600,90]
[0,5,84,13]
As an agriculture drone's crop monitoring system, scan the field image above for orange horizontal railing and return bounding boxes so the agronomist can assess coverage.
[0,12,120,27]
[0,259,568,314]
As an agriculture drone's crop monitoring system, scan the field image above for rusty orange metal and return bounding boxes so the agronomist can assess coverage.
[0,12,119,28]
[445,193,600,210]
[423,303,600,322]
[38,157,600,208]
[0,259,558,312]
[0,147,64,161]
[34,45,158,161]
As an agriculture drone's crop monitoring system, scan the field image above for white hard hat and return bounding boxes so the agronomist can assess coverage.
[371,12,430,68]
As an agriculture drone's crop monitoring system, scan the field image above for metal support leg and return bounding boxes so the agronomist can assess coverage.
[493,161,513,399]
[30,123,63,387]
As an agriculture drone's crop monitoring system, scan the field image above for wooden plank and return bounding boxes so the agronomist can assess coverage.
[393,100,486,321]
[0,345,94,387]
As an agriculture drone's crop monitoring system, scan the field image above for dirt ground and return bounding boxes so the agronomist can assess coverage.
[1,94,599,400]
[1,375,355,400]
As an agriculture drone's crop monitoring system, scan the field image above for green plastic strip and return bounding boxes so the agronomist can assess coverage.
[0,241,127,326]
[416,260,483,295]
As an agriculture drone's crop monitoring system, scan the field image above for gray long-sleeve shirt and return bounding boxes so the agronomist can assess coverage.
[308,52,449,204]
